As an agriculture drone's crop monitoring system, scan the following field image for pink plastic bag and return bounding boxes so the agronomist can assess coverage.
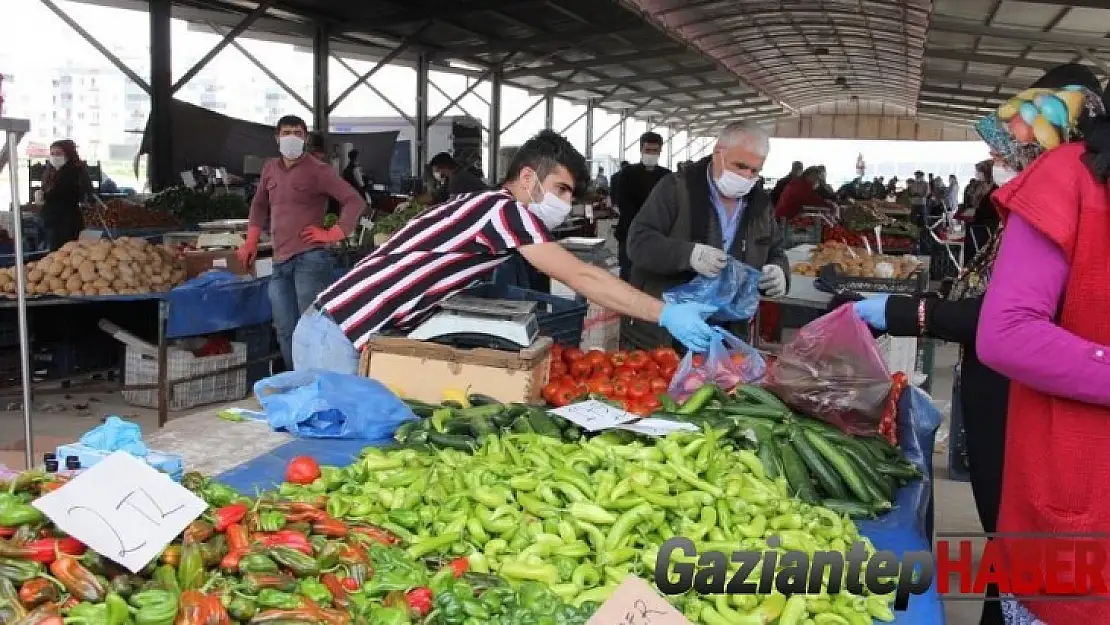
[668,329,766,403]
[765,305,893,435]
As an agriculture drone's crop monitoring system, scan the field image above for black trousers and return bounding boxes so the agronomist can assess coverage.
[617,236,631,282]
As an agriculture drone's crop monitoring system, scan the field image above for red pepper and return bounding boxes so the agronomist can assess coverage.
[0,526,15,538]
[339,576,360,592]
[212,503,248,532]
[348,525,398,546]
[404,587,433,617]
[225,524,249,553]
[446,557,469,578]
[320,573,349,608]
[20,538,82,564]
[254,530,312,555]
[311,516,347,538]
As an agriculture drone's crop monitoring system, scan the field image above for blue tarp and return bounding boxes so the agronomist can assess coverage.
[215,387,946,624]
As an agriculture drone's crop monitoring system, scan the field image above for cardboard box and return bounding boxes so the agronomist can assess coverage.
[360,336,552,404]
[183,249,254,278]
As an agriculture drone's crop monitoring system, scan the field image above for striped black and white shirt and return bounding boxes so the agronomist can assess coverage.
[315,189,553,349]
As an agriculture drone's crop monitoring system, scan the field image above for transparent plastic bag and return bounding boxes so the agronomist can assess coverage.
[765,305,893,435]
[668,329,766,403]
[662,258,763,322]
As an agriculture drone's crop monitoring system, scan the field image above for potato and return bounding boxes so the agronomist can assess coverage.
[82,286,99,296]
[65,275,84,292]
[78,263,97,283]
[111,247,132,262]
[88,245,110,262]
[47,277,64,291]
[97,266,116,282]
[98,287,116,296]
[27,268,44,284]
[59,267,74,280]
[45,261,64,277]
[60,241,80,253]
[67,254,86,269]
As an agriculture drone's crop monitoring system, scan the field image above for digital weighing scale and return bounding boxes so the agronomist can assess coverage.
[407,295,540,350]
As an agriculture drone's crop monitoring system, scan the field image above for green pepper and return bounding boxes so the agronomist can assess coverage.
[255,588,302,610]
[258,510,286,532]
[0,500,43,526]
[239,573,298,594]
[430,408,455,433]
[152,564,179,594]
[296,578,332,605]
[268,546,319,577]
[224,595,258,621]
[406,531,460,560]
[131,589,178,625]
[0,557,43,581]
[369,605,412,625]
[199,482,239,508]
[105,592,130,625]
[315,541,343,570]
[239,553,280,574]
[176,542,206,591]
[678,384,718,414]
[66,601,108,623]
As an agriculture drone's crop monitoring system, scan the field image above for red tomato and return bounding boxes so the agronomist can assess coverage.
[639,395,662,412]
[550,360,567,376]
[649,377,669,393]
[640,359,660,376]
[286,456,321,485]
[563,348,585,364]
[611,380,629,398]
[610,399,628,411]
[542,382,561,404]
[585,351,608,367]
[596,381,615,397]
[626,379,650,401]
[593,363,614,378]
[572,381,590,397]
[615,367,638,381]
[550,387,578,407]
[570,360,593,380]
[651,347,678,364]
[627,350,650,369]
[730,353,746,365]
[609,351,628,367]
[551,343,563,359]
[627,402,653,417]
[586,377,610,394]
[691,354,706,368]
[660,362,678,379]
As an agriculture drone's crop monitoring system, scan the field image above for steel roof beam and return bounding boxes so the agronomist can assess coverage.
[930,16,1110,50]
[917,97,995,112]
[925,48,1095,71]
[599,83,757,103]
[372,0,549,27]
[918,85,1009,101]
[504,47,688,78]
[435,26,651,58]
[554,65,721,92]
[923,69,1037,89]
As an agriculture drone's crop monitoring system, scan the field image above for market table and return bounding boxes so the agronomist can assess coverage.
[145,407,946,625]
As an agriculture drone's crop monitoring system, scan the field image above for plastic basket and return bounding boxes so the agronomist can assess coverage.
[123,342,247,411]
[233,324,276,386]
[466,283,588,347]
[784,221,822,246]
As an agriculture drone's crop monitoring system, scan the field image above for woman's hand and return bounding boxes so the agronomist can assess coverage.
[853,294,890,331]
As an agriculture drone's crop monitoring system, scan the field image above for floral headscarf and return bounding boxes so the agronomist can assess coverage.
[975,85,1106,171]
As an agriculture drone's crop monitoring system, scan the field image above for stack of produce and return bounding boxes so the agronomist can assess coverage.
[371,202,426,238]
[82,198,180,230]
[541,345,679,413]
[396,383,920,518]
[0,237,188,298]
[792,241,921,280]
[145,188,249,226]
[0,465,594,624]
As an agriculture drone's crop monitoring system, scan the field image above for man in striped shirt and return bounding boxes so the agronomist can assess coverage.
[290,130,718,375]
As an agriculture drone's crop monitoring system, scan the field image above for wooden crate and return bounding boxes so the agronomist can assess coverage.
[359,336,553,404]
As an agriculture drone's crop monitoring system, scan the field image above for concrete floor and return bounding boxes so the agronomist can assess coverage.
[0,342,983,625]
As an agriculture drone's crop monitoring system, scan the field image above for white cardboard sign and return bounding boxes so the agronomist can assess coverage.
[618,418,699,438]
[549,400,639,431]
[32,451,207,573]
[586,575,691,625]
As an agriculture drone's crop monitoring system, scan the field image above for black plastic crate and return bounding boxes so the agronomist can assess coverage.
[817,263,930,295]
[0,347,25,386]
[466,283,588,347]
[234,323,277,386]
[32,337,121,379]
[784,221,822,246]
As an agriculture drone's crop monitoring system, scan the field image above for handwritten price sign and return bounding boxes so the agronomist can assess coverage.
[32,451,206,573]
[549,400,639,431]
[586,576,690,625]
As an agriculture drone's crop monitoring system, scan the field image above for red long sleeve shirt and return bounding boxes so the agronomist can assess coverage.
[774,177,826,220]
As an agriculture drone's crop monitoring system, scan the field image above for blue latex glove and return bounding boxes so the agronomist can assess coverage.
[853,294,890,331]
[659,302,718,352]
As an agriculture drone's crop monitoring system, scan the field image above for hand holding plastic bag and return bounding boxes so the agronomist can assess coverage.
[255,371,416,440]
[668,328,766,403]
[663,257,763,322]
[765,305,893,435]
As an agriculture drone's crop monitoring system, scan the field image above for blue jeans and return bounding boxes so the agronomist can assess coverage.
[291,308,359,375]
[269,248,336,368]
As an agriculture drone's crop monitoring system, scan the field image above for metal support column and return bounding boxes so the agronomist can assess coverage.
[666,124,675,168]
[488,69,503,185]
[544,95,555,130]
[415,53,430,178]
[2,118,33,468]
[584,99,595,164]
[149,0,174,192]
[617,116,626,163]
[685,126,692,160]
[312,23,329,134]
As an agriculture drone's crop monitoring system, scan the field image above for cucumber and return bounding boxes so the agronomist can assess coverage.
[732,385,790,411]
[863,436,904,461]
[426,432,479,451]
[802,429,873,504]
[402,401,436,418]
[876,462,922,481]
[821,499,876,519]
[779,442,820,504]
[719,405,791,420]
[527,409,564,438]
[840,445,893,502]
[758,441,785,480]
[467,393,502,406]
[791,431,848,500]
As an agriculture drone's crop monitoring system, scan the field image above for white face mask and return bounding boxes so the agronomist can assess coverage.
[526,181,573,230]
[715,168,757,199]
[49,155,66,169]
[278,135,305,159]
[641,153,660,168]
[992,164,1018,186]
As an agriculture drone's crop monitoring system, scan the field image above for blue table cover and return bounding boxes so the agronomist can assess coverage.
[214,388,946,624]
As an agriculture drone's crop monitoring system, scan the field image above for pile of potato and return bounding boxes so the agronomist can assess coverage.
[793,241,921,279]
[0,237,188,297]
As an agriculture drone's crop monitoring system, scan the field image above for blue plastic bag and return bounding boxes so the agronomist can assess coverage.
[662,258,762,321]
[254,371,416,440]
[79,415,149,456]
[668,329,766,402]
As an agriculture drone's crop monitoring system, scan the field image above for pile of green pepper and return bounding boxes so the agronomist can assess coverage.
[285,430,898,624]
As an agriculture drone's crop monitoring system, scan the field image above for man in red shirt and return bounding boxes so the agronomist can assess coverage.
[774,166,832,221]
[237,115,366,369]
